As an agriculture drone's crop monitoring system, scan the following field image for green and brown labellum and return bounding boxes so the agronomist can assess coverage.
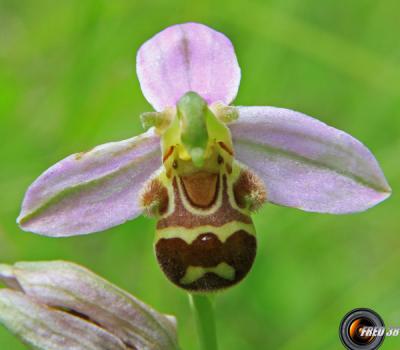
[156,230,256,291]
[141,157,265,292]
[154,169,257,292]
[140,93,266,292]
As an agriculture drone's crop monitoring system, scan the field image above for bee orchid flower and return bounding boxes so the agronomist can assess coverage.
[17,23,391,293]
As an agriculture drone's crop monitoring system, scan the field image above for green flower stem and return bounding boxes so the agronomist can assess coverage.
[189,294,218,350]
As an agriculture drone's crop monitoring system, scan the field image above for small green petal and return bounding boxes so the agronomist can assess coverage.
[177,92,209,167]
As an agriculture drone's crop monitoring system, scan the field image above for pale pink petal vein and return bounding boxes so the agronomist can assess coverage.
[18,128,162,236]
[230,106,391,214]
[137,22,241,111]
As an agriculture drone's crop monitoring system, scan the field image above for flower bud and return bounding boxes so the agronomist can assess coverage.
[0,261,178,350]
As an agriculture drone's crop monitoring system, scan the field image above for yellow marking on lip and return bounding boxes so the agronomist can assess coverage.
[180,262,235,285]
[155,221,255,244]
[157,169,176,218]
[226,160,250,212]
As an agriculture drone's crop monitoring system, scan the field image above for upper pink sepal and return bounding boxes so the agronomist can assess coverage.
[230,107,391,214]
[137,22,241,111]
[17,128,161,236]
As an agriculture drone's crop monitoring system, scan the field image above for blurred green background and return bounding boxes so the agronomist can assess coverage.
[0,0,399,349]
